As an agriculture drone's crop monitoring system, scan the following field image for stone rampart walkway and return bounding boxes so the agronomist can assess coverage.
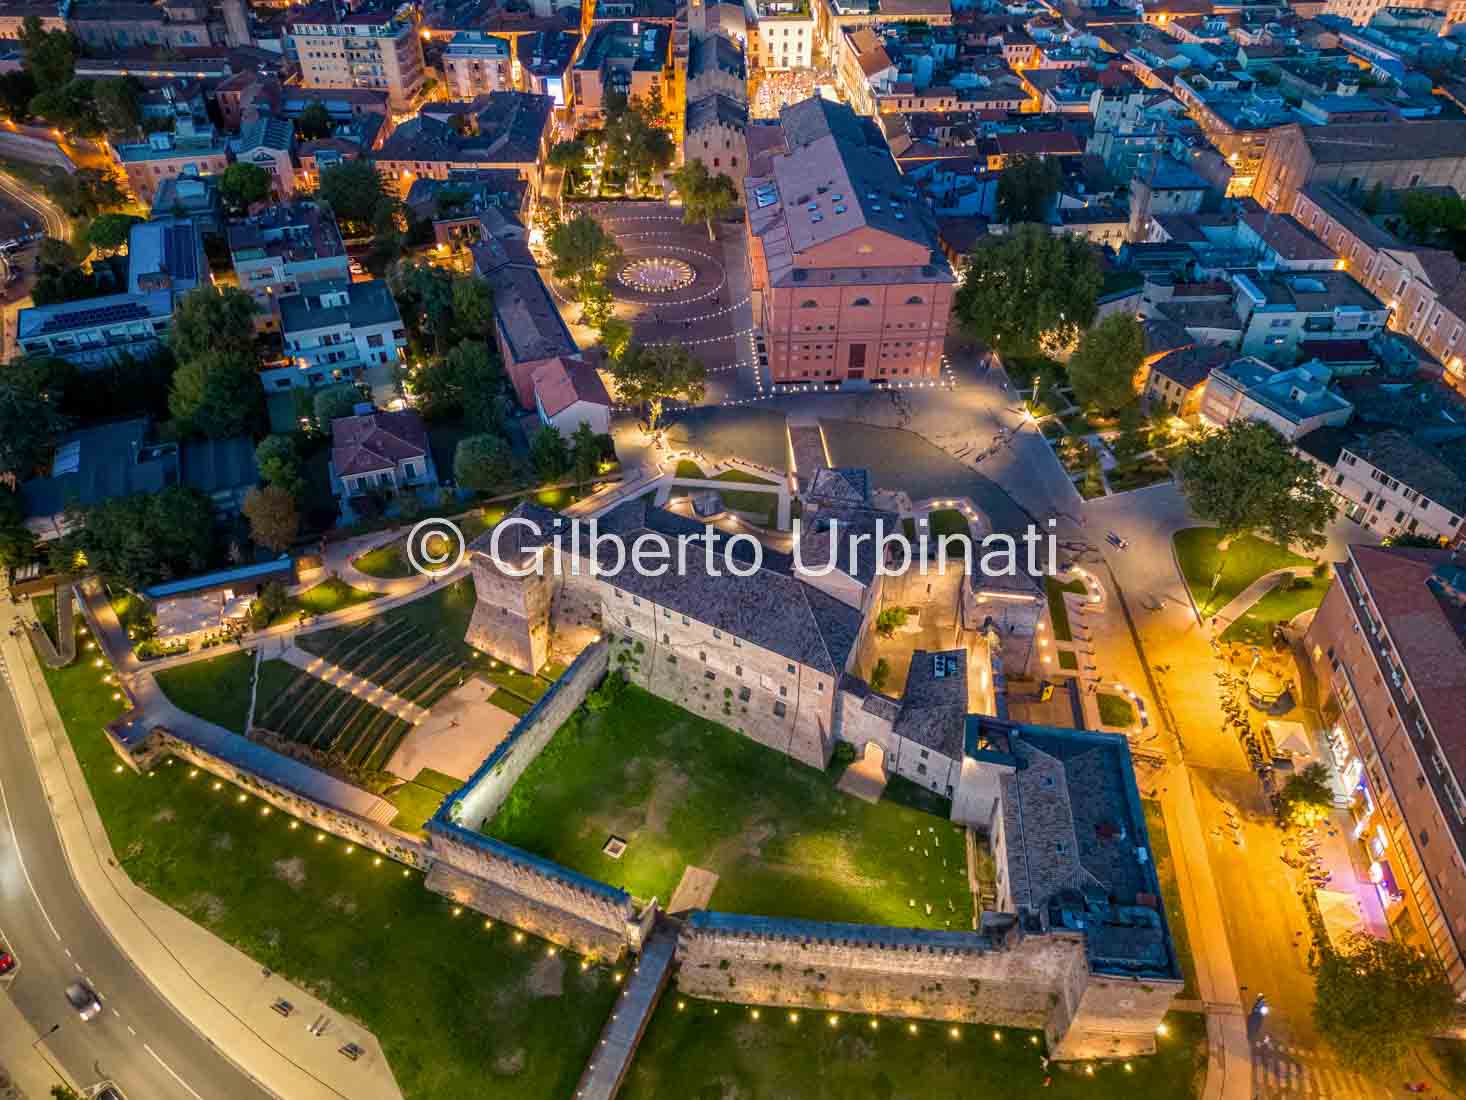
[574,926,679,1100]
[26,584,76,668]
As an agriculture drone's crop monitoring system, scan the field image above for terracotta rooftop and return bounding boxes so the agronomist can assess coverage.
[531,358,610,416]
[331,411,428,479]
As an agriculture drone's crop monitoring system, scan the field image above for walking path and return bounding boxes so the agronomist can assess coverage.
[574,927,679,1100]
[0,599,405,1100]
[1207,569,1299,633]
[24,583,75,668]
[279,644,430,726]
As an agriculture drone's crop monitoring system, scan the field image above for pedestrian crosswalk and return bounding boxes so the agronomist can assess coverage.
[1252,1044,1385,1098]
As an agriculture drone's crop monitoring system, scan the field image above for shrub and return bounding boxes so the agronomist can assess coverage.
[830,742,857,768]
[876,607,909,637]
[870,657,891,694]
[586,669,627,712]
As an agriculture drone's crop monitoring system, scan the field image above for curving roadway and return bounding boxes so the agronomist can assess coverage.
[0,649,274,1099]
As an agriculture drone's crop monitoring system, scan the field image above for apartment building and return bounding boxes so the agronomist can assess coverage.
[571,23,670,124]
[113,116,229,203]
[1197,356,1355,440]
[287,3,426,110]
[1304,546,1466,994]
[1300,427,1466,543]
[268,279,407,391]
[747,0,816,71]
[1232,269,1389,362]
[16,291,175,369]
[745,97,955,384]
[375,92,554,199]
[443,30,514,98]
[228,202,351,327]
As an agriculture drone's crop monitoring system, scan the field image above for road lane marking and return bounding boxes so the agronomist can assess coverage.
[145,1042,207,1100]
[0,772,61,940]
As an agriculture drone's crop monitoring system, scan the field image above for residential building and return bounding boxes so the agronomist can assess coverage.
[228,202,351,326]
[330,409,437,501]
[745,97,956,385]
[375,92,554,200]
[1128,154,1212,243]
[443,31,515,98]
[747,0,816,72]
[149,170,223,234]
[531,357,613,436]
[571,23,670,125]
[405,170,531,245]
[20,418,258,541]
[269,279,407,391]
[234,115,297,199]
[837,27,897,116]
[1255,121,1466,218]
[16,291,174,369]
[113,116,230,203]
[1303,546,1466,994]
[516,29,579,106]
[1198,357,1355,439]
[1301,427,1466,543]
[286,2,427,110]
[1142,341,1232,418]
[126,217,207,297]
[1233,269,1389,362]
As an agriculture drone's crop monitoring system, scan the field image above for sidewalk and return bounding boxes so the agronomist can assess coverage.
[1207,568,1297,632]
[0,599,405,1100]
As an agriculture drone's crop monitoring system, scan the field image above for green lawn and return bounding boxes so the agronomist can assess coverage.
[622,999,1205,1100]
[412,766,467,794]
[289,578,380,617]
[300,578,481,666]
[154,651,256,734]
[1045,577,1086,642]
[110,592,155,636]
[252,658,299,720]
[674,459,707,479]
[718,487,779,527]
[1142,801,1199,1001]
[490,689,533,717]
[1097,693,1136,728]
[1220,575,1327,645]
[32,593,59,650]
[1058,650,1078,671]
[486,687,974,929]
[35,617,619,1100]
[713,468,776,486]
[1172,528,1312,616]
[385,780,451,835]
[353,542,413,579]
[927,508,971,540]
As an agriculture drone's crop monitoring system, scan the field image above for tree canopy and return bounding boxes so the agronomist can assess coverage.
[408,340,504,430]
[242,484,299,553]
[546,212,623,299]
[1314,933,1456,1071]
[996,156,1062,224]
[31,237,96,307]
[313,382,369,426]
[1175,419,1336,556]
[92,76,141,136]
[1067,313,1144,413]
[21,15,75,89]
[69,486,215,588]
[295,100,334,141]
[530,424,569,480]
[607,343,706,431]
[85,212,142,255]
[602,98,674,194]
[1276,762,1333,830]
[318,160,392,231]
[953,225,1101,355]
[670,160,739,240]
[167,349,264,439]
[170,286,258,363]
[453,432,513,491]
[220,162,271,212]
[255,434,304,496]
[0,367,69,478]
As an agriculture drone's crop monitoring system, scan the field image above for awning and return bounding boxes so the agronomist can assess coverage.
[1267,719,1313,759]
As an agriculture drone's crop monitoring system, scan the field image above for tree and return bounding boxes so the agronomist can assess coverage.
[607,343,706,431]
[92,76,141,136]
[0,70,37,121]
[0,370,69,477]
[85,212,142,255]
[48,166,126,218]
[318,160,390,231]
[571,420,600,490]
[21,15,76,88]
[453,432,513,491]
[295,100,334,141]
[1175,419,1336,559]
[670,159,739,240]
[388,261,455,352]
[73,486,215,588]
[996,156,1062,224]
[579,281,614,330]
[0,484,36,568]
[220,162,271,212]
[254,434,303,496]
[953,224,1102,354]
[313,382,368,426]
[28,78,98,135]
[529,424,569,480]
[30,237,94,306]
[242,484,299,552]
[1275,762,1333,829]
[547,139,587,170]
[599,315,632,366]
[408,340,504,428]
[546,212,623,304]
[451,277,495,338]
[1314,933,1456,1071]
[1067,313,1144,413]
[248,579,289,629]
[167,349,264,439]
[170,286,258,363]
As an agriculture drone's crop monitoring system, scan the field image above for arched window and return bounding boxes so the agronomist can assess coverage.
[906,295,924,305]
[852,297,872,307]
[800,299,818,308]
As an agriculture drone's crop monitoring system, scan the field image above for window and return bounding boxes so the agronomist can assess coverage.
[851,297,872,307]
[779,685,788,697]
[800,299,817,308]
[905,295,924,305]
[786,663,795,674]
[773,701,787,717]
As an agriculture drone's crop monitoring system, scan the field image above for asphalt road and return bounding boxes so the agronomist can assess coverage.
[0,658,272,1100]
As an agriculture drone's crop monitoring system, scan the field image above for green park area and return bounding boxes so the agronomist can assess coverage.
[1172,528,1313,616]
[1097,693,1136,729]
[385,767,464,835]
[34,611,619,1100]
[1045,576,1087,642]
[353,542,415,579]
[290,577,379,617]
[486,686,973,929]
[1220,573,1328,645]
[155,651,258,733]
[622,999,1205,1100]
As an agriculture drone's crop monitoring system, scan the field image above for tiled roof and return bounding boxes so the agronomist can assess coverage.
[331,411,428,478]
[1302,120,1466,164]
[893,650,967,758]
[531,358,610,416]
[1149,343,1230,389]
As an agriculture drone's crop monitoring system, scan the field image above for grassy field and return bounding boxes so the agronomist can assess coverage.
[1172,528,1312,616]
[1058,650,1078,671]
[34,618,620,1100]
[674,459,706,479]
[486,687,974,929]
[713,468,776,486]
[927,508,971,540]
[1045,577,1086,642]
[252,658,299,718]
[718,487,779,528]
[385,779,451,835]
[1220,575,1327,645]
[352,542,413,579]
[1097,693,1136,728]
[490,689,533,717]
[290,578,380,617]
[300,578,480,667]
[154,651,256,733]
[32,593,59,649]
[1142,801,1199,1001]
[622,999,1205,1100]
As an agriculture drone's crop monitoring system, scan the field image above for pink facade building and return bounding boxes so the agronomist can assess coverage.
[745,97,955,386]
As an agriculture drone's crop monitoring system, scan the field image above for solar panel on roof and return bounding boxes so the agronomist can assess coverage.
[37,301,151,335]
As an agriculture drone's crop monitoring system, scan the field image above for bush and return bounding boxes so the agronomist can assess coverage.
[875,607,909,637]
[830,742,856,769]
[586,669,627,712]
[249,580,289,629]
[870,657,891,694]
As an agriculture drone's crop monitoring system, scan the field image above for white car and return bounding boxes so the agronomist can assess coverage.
[65,980,102,1022]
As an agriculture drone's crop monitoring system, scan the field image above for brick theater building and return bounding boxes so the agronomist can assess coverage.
[745,97,955,386]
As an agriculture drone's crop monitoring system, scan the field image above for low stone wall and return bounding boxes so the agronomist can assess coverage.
[425,862,630,958]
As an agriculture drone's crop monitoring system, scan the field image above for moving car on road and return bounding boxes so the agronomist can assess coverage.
[65,980,102,1021]
[0,945,15,975]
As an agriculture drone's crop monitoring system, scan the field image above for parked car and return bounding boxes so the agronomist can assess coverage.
[65,980,102,1021]
[0,947,14,975]
[97,1085,126,1100]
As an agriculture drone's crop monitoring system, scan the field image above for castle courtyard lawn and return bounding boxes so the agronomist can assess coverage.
[486,687,974,930]
[35,618,619,1100]
[621,998,1205,1100]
